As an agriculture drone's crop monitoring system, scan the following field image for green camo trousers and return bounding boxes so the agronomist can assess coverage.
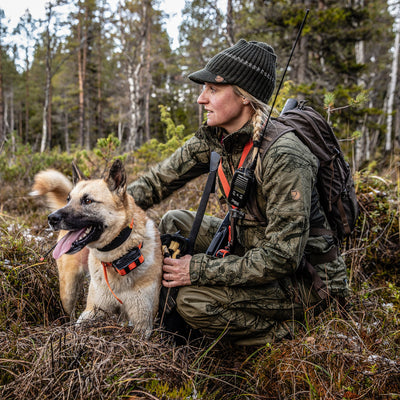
[159,210,324,346]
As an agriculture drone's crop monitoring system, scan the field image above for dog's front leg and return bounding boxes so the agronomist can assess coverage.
[57,248,89,317]
[124,282,160,338]
[77,278,120,323]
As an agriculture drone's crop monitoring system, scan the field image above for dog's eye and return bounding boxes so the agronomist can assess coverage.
[67,195,70,202]
[83,198,93,205]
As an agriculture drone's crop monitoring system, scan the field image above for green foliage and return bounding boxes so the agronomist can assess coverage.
[346,171,400,285]
[80,134,127,178]
[0,133,127,185]
[324,90,368,114]
[133,105,192,168]
[0,141,74,183]
[144,378,209,399]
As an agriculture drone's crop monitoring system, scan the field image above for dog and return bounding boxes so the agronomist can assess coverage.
[31,160,163,338]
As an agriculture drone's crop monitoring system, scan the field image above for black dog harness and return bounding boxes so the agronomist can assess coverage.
[99,218,145,304]
[101,243,144,276]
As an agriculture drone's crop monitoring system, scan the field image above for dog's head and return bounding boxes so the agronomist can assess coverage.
[48,159,129,259]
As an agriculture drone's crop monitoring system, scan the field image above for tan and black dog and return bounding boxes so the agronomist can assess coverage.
[31,160,163,338]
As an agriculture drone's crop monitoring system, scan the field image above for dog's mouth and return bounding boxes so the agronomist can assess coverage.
[53,225,103,259]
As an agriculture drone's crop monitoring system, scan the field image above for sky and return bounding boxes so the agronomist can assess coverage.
[1,0,186,48]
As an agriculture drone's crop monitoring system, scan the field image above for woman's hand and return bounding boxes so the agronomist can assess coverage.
[162,254,192,287]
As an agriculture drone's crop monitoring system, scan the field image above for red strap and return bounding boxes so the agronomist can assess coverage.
[218,163,231,199]
[102,263,123,304]
[218,140,253,198]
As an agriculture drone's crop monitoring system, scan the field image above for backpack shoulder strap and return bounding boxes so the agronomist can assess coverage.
[258,119,294,156]
[245,120,293,223]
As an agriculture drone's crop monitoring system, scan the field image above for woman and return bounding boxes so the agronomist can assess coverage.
[127,39,349,345]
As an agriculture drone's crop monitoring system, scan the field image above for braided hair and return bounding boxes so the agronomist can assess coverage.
[232,85,275,183]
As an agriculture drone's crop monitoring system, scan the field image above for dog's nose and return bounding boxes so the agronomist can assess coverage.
[48,211,62,230]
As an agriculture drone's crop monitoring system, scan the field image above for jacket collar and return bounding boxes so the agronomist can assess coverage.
[221,121,253,154]
[199,121,254,154]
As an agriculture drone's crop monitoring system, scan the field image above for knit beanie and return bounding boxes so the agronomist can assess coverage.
[188,39,277,104]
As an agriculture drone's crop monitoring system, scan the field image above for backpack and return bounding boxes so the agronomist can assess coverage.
[253,100,359,244]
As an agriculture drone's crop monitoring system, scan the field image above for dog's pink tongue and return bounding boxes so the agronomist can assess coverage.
[53,228,86,259]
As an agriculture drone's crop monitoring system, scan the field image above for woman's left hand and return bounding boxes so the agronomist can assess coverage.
[162,254,192,287]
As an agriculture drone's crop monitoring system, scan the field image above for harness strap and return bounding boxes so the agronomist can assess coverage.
[218,140,253,199]
[102,263,123,304]
[186,151,220,255]
[216,140,253,254]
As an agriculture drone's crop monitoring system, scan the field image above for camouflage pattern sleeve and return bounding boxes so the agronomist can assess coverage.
[190,133,319,286]
[127,134,212,210]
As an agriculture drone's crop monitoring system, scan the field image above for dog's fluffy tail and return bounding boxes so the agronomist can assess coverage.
[30,169,72,210]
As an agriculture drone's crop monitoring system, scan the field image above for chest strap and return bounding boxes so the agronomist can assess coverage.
[216,140,253,255]
[218,140,253,199]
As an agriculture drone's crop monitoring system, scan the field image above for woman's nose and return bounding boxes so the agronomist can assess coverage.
[197,89,207,104]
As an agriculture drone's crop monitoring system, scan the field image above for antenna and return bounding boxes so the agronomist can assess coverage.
[253,9,310,151]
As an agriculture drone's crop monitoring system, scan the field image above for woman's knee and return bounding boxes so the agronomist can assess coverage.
[159,210,195,236]
[176,286,232,331]
[176,286,211,327]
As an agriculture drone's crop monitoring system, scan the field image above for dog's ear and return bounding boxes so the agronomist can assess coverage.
[106,159,126,195]
[72,162,87,185]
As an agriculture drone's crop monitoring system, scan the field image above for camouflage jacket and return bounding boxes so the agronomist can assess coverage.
[127,121,349,298]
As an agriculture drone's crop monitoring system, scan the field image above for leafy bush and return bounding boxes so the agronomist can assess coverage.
[133,105,192,170]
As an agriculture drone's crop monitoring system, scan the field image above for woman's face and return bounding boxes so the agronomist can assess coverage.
[197,83,252,134]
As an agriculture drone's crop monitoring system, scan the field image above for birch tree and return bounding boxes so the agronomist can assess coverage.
[387,2,400,151]
[0,10,5,148]
[77,0,89,149]
[353,0,368,168]
[40,3,54,153]
[117,0,153,151]
[14,10,37,145]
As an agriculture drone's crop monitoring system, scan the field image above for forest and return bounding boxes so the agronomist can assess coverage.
[0,0,400,398]
[0,0,399,165]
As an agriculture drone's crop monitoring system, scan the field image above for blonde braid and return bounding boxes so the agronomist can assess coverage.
[233,85,272,183]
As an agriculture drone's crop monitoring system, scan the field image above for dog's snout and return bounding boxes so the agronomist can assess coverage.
[48,211,62,230]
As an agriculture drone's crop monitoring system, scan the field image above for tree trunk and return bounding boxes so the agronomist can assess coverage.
[226,0,235,46]
[40,6,53,153]
[0,42,4,148]
[388,12,400,151]
[144,0,151,143]
[24,48,30,144]
[124,0,151,151]
[97,4,104,139]
[64,111,70,153]
[77,2,88,148]
[353,0,368,169]
[40,68,51,153]
[127,62,141,151]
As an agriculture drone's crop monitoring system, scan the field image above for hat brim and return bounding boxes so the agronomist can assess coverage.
[188,68,228,84]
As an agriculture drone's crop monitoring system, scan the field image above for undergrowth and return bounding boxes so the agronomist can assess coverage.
[0,136,400,398]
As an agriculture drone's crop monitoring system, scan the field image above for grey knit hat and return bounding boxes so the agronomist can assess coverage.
[188,39,277,104]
